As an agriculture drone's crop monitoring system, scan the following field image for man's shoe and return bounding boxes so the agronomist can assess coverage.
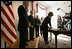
[45,41,49,45]
[25,43,28,45]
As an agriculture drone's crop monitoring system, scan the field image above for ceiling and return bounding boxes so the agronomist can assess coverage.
[37,1,71,8]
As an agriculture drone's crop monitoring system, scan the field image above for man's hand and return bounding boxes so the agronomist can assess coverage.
[49,26,52,30]
[50,26,52,29]
[29,23,33,28]
[58,24,62,28]
[37,23,39,25]
[29,23,31,27]
[31,25,33,28]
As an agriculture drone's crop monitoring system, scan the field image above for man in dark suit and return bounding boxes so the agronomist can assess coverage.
[34,16,40,37]
[18,1,29,48]
[42,12,53,44]
[28,11,34,40]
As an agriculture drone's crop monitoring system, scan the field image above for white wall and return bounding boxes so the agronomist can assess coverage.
[38,4,47,19]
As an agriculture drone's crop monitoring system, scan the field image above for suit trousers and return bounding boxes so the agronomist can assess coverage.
[43,28,48,43]
[29,27,34,40]
[19,28,28,48]
[35,25,39,37]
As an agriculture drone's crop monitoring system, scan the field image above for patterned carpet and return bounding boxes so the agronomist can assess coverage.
[38,35,71,48]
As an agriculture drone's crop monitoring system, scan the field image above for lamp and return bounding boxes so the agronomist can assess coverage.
[57,8,67,14]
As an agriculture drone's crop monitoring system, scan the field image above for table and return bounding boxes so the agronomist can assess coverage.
[48,28,71,48]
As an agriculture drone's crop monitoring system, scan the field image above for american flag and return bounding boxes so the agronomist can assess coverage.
[1,1,17,46]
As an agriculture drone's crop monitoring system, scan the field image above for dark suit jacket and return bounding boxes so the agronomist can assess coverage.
[18,5,28,31]
[42,16,51,30]
[34,18,40,28]
[28,15,34,27]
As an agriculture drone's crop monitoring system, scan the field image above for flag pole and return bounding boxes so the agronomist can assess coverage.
[5,42,6,48]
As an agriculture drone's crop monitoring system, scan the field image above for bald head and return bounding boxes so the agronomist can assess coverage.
[30,10,33,15]
[23,1,29,12]
[23,1,29,6]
